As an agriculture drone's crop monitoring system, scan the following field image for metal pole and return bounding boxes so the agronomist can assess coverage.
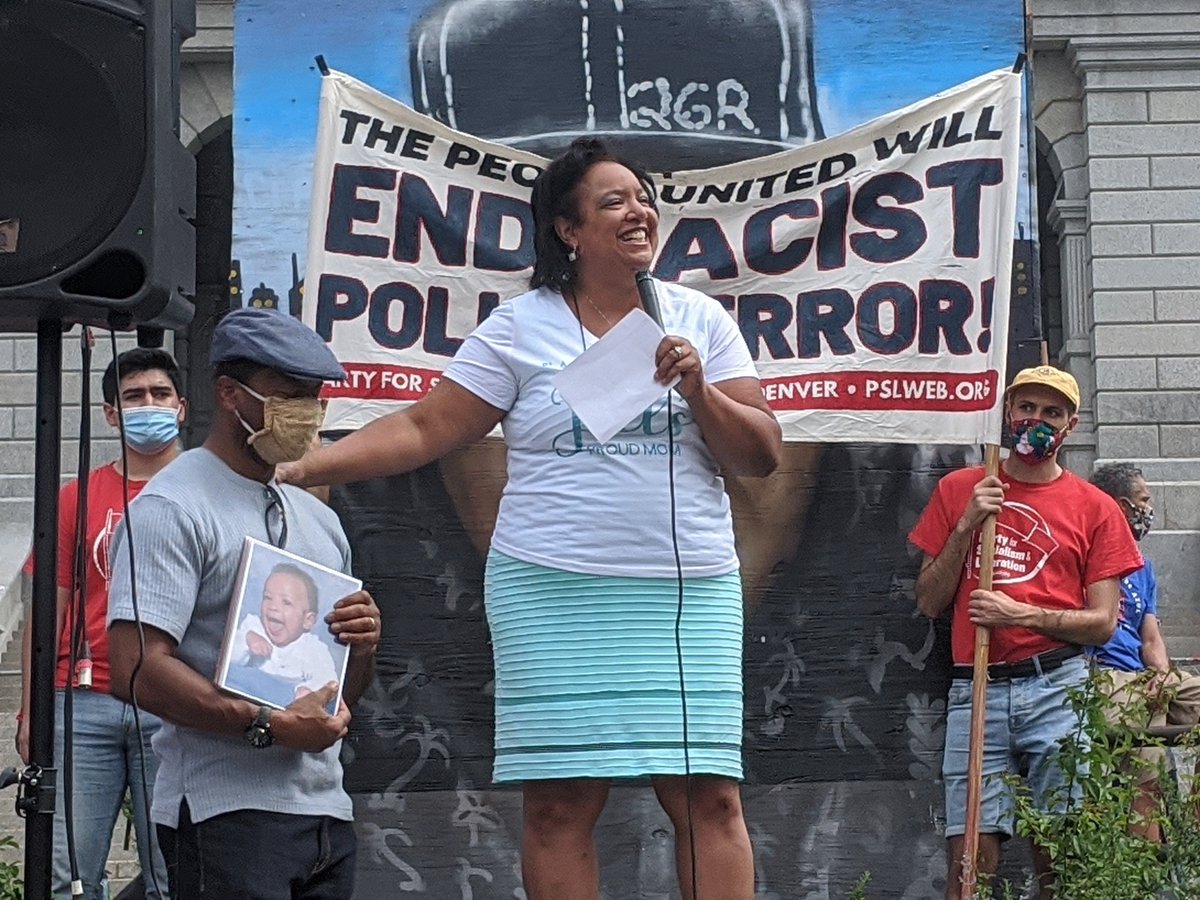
[24,319,62,897]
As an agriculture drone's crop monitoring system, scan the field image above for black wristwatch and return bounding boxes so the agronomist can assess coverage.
[244,706,274,749]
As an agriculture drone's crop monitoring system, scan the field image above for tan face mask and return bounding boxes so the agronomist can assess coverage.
[234,381,325,465]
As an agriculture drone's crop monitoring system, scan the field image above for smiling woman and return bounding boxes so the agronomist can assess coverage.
[541,160,659,308]
[281,136,783,900]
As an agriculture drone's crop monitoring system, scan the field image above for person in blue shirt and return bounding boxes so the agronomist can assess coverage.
[1090,462,1200,841]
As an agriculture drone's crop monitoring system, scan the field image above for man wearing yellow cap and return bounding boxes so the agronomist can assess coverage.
[908,366,1144,899]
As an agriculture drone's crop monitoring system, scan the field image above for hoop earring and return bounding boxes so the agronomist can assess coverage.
[567,246,578,262]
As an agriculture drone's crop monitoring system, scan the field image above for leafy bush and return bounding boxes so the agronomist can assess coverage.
[1006,673,1200,899]
[847,672,1200,899]
[0,835,22,900]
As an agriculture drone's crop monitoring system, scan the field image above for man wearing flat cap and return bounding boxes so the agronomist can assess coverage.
[107,308,381,898]
[908,366,1143,899]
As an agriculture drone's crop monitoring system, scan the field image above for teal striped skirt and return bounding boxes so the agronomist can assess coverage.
[485,550,744,783]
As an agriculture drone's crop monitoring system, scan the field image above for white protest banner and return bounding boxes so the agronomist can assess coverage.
[305,68,1021,444]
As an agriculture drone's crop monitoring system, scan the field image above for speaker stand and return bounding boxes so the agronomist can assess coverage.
[20,319,63,897]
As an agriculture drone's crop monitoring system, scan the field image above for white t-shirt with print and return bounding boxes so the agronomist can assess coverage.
[232,613,338,694]
[442,279,758,578]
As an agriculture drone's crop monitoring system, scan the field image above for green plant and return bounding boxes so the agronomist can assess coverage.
[1004,672,1200,899]
[0,834,23,900]
[845,871,871,899]
[850,674,1200,898]
[975,874,1019,900]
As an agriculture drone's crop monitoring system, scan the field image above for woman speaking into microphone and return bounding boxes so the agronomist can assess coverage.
[283,137,780,900]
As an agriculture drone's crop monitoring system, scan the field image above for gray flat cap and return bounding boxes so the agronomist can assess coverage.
[210,308,346,382]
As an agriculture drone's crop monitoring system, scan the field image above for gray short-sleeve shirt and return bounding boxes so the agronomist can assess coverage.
[107,448,355,827]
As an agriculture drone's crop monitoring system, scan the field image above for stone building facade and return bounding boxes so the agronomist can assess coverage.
[1033,2,1200,654]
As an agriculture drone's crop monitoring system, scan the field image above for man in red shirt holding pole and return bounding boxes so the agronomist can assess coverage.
[909,366,1143,899]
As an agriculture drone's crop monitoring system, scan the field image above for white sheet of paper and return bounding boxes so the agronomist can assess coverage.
[552,308,679,444]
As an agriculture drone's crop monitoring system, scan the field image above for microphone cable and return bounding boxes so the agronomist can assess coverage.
[636,269,699,897]
[573,283,699,897]
[664,389,699,900]
[108,329,166,900]
[62,327,94,898]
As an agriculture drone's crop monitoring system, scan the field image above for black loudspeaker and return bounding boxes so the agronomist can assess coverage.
[0,0,197,332]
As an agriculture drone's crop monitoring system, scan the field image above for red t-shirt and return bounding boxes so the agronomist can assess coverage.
[22,464,149,693]
[908,465,1143,665]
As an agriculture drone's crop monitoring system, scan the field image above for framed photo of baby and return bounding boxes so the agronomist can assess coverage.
[216,537,360,713]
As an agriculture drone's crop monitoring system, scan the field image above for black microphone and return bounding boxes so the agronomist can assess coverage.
[635,270,664,330]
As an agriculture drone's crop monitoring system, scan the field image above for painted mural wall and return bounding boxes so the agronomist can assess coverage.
[233,3,1036,895]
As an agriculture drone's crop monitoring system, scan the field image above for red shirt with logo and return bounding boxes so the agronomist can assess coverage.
[23,464,149,693]
[909,465,1143,665]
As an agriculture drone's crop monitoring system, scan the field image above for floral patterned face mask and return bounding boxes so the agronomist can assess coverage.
[1010,418,1067,464]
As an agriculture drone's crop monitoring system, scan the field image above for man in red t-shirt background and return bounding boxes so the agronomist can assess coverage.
[18,348,186,900]
[909,365,1143,900]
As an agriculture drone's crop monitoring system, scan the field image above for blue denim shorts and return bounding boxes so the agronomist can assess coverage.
[942,655,1088,838]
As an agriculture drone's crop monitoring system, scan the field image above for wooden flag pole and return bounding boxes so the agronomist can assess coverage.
[959,47,1027,900]
[959,442,1002,899]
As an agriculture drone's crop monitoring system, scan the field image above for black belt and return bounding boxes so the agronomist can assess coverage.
[951,644,1082,682]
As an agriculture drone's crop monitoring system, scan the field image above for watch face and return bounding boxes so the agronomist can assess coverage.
[246,724,274,749]
[246,707,274,748]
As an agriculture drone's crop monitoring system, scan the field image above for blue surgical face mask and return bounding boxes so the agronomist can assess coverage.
[121,406,180,455]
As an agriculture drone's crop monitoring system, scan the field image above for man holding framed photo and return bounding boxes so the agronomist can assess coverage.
[107,308,381,899]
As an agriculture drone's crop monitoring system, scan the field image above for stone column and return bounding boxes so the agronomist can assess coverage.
[1046,196,1096,472]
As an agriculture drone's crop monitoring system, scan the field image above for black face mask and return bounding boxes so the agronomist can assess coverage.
[1122,498,1154,541]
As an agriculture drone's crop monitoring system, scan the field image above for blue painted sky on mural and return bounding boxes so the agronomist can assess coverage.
[232,0,1026,294]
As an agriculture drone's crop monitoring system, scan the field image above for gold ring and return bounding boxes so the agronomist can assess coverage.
[673,345,685,359]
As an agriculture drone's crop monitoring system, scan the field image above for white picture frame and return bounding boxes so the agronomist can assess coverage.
[215,536,361,713]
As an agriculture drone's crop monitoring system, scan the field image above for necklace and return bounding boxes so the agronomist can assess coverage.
[580,291,614,328]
